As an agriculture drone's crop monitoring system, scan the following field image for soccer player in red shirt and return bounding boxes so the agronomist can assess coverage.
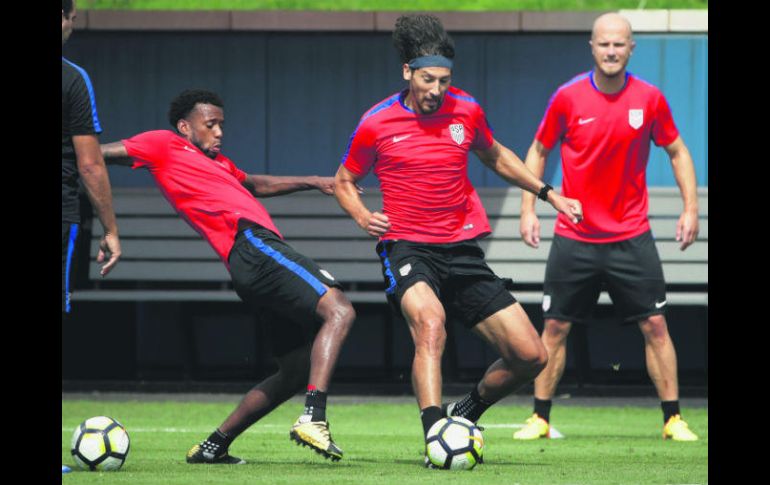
[100,89,355,463]
[334,14,583,465]
[514,13,700,442]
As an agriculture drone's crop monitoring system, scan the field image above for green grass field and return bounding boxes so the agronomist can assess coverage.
[62,397,708,484]
[80,1,709,11]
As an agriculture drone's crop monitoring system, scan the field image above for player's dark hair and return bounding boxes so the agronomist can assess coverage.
[63,0,74,18]
[392,14,455,65]
[168,89,224,129]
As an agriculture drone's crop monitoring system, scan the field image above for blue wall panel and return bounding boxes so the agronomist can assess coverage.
[631,35,708,186]
[63,31,707,189]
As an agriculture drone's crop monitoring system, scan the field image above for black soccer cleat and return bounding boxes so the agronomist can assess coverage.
[186,443,246,465]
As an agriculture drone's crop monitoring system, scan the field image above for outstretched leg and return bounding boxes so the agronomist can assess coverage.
[445,303,547,429]
[186,344,312,465]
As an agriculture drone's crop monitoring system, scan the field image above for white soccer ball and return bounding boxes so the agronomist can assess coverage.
[425,416,484,470]
[70,416,130,471]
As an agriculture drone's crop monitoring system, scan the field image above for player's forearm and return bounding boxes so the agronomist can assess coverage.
[521,142,548,214]
[79,162,119,235]
[486,143,549,201]
[100,141,133,166]
[672,157,698,214]
[667,141,699,213]
[246,175,320,197]
[334,178,372,230]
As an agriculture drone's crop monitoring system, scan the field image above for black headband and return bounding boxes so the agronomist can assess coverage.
[407,55,454,70]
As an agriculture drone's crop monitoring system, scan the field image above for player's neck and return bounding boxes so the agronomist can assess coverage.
[591,70,628,95]
[403,91,420,113]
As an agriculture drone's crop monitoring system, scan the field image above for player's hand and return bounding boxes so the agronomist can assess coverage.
[314,176,336,196]
[676,209,699,251]
[314,176,363,196]
[97,232,121,277]
[551,194,583,224]
[520,211,541,248]
[363,211,391,238]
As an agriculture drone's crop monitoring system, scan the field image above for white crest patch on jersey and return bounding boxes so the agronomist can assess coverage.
[399,263,412,277]
[628,109,644,129]
[449,124,465,145]
[542,294,552,312]
[320,269,335,281]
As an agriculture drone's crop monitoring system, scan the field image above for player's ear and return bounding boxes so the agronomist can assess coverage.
[177,119,190,136]
[402,64,413,81]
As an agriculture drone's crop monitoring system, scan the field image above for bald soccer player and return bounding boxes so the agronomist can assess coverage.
[514,13,700,442]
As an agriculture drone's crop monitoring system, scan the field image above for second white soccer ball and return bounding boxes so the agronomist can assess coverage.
[425,416,484,470]
[70,416,130,471]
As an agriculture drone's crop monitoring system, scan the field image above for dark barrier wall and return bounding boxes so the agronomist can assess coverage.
[62,31,707,188]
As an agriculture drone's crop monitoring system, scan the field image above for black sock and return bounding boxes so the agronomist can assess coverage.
[661,400,680,424]
[202,429,232,455]
[534,398,552,423]
[304,389,327,422]
[451,387,494,423]
[420,406,443,436]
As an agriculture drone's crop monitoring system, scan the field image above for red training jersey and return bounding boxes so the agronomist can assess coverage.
[123,130,283,267]
[536,72,679,243]
[342,87,495,243]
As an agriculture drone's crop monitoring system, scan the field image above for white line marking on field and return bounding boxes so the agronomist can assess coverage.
[62,423,564,437]
[482,423,564,438]
[61,424,285,433]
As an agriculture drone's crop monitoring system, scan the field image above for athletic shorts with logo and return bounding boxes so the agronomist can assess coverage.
[543,230,667,323]
[376,239,516,329]
[228,225,342,357]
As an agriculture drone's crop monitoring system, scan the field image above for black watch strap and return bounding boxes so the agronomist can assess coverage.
[537,183,553,201]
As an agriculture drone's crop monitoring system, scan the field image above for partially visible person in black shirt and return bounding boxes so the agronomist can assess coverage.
[62,0,120,314]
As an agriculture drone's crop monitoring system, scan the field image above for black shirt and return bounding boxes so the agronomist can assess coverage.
[62,57,102,223]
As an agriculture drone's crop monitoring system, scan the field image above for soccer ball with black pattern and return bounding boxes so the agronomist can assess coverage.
[425,416,484,470]
[70,416,130,471]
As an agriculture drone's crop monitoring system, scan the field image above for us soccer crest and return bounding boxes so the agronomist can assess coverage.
[449,124,465,145]
[628,109,644,129]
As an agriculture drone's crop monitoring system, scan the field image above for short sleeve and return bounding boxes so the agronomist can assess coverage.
[535,89,568,150]
[123,130,173,170]
[340,119,377,177]
[470,104,495,151]
[650,92,679,147]
[67,69,102,136]
[219,156,247,182]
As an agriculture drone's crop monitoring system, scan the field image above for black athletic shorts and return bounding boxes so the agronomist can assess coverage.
[62,222,79,313]
[228,225,343,357]
[376,239,516,329]
[543,230,667,324]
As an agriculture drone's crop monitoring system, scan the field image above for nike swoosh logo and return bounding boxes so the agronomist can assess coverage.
[393,134,412,143]
[578,117,596,125]
[655,300,667,309]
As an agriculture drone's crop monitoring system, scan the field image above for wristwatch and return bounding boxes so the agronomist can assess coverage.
[537,183,553,201]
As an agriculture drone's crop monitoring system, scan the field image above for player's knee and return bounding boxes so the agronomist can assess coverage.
[639,314,669,342]
[414,316,446,357]
[543,319,571,343]
[319,290,356,329]
[506,340,548,378]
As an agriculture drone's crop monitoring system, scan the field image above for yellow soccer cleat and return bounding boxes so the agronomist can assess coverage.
[290,418,344,461]
[663,415,699,441]
[513,414,550,440]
